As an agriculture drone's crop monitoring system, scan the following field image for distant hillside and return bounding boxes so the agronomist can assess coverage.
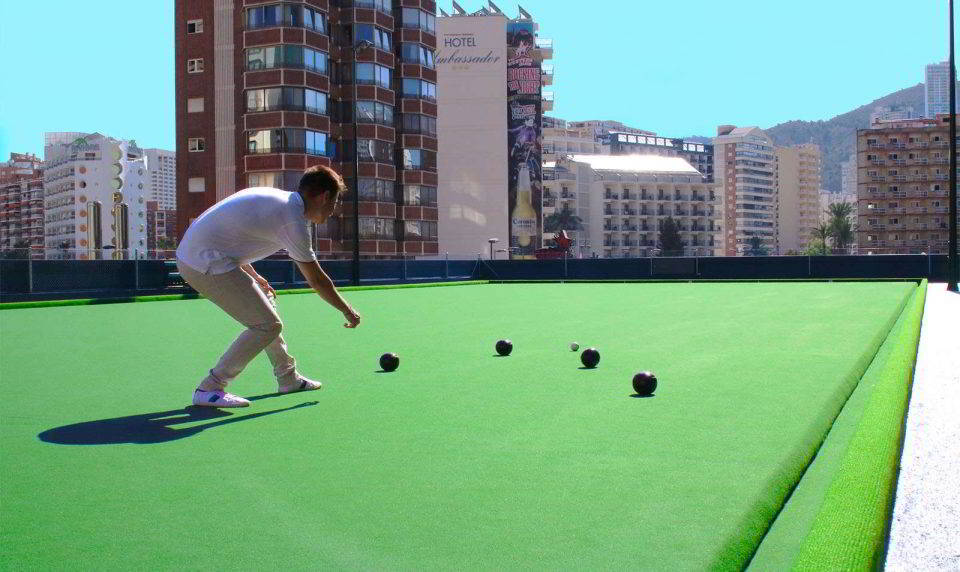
[765,83,925,192]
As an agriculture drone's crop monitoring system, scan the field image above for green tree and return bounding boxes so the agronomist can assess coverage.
[1,239,30,260]
[746,236,768,256]
[658,216,684,256]
[543,207,582,232]
[807,222,831,255]
[826,201,855,254]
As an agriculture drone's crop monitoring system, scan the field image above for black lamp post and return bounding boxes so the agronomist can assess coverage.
[949,0,959,291]
[351,39,374,286]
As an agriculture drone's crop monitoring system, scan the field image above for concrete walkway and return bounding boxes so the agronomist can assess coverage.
[886,283,960,571]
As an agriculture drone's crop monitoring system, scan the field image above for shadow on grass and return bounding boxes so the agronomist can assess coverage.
[38,399,317,445]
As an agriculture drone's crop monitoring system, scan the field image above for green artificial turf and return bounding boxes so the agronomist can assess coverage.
[0,282,916,570]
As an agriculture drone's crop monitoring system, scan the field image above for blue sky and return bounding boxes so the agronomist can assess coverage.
[0,0,953,158]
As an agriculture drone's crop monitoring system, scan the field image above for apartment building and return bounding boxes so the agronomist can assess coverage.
[776,144,821,253]
[0,153,44,256]
[176,0,439,258]
[713,125,777,256]
[857,115,956,254]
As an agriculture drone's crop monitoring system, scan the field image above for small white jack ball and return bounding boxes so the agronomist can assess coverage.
[570,342,579,351]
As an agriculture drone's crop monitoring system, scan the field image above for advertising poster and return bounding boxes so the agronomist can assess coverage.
[506,22,542,259]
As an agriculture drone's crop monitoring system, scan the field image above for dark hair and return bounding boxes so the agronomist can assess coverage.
[298,165,344,199]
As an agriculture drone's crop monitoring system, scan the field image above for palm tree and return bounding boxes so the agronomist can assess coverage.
[826,201,855,254]
[746,236,768,256]
[543,207,582,232]
[808,222,831,255]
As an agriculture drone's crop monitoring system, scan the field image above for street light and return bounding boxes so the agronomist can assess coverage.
[948,0,959,291]
[350,39,375,286]
[488,238,499,260]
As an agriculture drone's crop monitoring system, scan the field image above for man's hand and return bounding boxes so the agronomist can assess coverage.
[255,275,275,298]
[343,308,361,329]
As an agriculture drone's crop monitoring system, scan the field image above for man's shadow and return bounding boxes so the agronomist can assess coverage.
[39,395,317,446]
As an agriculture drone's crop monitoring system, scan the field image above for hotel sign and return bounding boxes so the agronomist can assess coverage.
[437,33,502,70]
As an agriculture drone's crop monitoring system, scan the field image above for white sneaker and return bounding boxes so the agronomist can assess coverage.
[192,389,250,408]
[278,375,322,394]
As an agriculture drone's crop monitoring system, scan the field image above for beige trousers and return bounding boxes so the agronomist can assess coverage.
[177,260,297,390]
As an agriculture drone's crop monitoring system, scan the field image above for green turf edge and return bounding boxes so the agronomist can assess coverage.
[746,282,926,570]
[707,282,918,571]
[489,278,923,284]
[788,280,927,571]
[0,280,489,310]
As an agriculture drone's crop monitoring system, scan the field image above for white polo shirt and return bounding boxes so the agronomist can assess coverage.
[177,187,316,275]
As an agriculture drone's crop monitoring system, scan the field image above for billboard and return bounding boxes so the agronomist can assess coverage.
[506,22,542,259]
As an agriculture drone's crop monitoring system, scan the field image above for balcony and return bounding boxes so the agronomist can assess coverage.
[604,192,619,200]
[535,38,553,59]
[603,224,620,231]
[541,63,553,86]
[542,91,554,112]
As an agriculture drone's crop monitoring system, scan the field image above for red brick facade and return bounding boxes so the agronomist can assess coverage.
[175,0,439,258]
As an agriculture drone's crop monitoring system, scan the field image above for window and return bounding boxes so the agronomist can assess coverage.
[187,19,203,34]
[355,139,394,162]
[188,177,205,193]
[247,4,325,32]
[400,8,436,33]
[402,184,437,206]
[188,138,205,152]
[400,79,436,101]
[352,101,394,125]
[246,87,327,114]
[354,178,395,202]
[247,45,328,74]
[401,148,436,171]
[187,97,204,113]
[399,113,437,135]
[400,43,435,68]
[305,89,327,114]
[361,217,395,239]
[247,129,329,156]
[300,5,326,33]
[350,24,391,50]
[187,58,204,73]
[348,0,391,15]
[350,63,391,89]
[402,220,438,240]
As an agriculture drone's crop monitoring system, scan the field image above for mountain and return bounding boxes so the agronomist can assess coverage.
[764,83,925,192]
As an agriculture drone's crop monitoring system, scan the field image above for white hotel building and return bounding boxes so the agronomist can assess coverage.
[43,133,149,259]
[543,155,722,258]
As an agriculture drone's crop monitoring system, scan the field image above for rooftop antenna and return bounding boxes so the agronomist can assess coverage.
[451,1,466,15]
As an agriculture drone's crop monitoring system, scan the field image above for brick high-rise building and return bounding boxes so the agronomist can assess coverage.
[0,153,44,256]
[857,115,957,255]
[175,0,439,258]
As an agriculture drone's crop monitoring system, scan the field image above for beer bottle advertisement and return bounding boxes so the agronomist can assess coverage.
[506,22,542,259]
